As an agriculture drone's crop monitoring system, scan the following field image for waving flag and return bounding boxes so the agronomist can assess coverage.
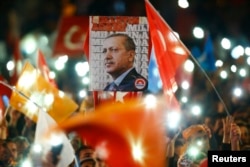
[192,34,216,72]
[53,16,89,57]
[34,108,75,167]
[9,62,78,122]
[52,99,166,167]
[145,0,190,109]
[37,49,57,87]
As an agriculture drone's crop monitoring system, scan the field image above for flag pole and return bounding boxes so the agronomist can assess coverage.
[3,106,12,118]
[0,81,42,110]
[188,53,231,116]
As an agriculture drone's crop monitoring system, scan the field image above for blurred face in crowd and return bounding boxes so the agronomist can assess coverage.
[9,109,21,122]
[0,141,12,163]
[79,147,96,167]
[102,35,135,79]
[15,140,29,158]
[204,117,214,132]
[239,125,249,145]
[79,147,95,161]
[7,142,18,160]
[79,146,108,167]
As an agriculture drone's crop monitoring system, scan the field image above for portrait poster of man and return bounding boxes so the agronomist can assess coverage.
[89,16,149,92]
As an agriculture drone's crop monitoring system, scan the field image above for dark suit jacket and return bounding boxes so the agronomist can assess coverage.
[104,68,148,91]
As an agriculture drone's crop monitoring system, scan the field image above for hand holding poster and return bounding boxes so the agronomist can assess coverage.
[89,16,149,92]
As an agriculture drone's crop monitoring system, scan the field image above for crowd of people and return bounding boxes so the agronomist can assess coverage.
[0,106,110,167]
[0,84,249,167]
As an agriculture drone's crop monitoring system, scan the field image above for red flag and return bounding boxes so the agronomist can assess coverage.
[53,16,89,57]
[0,96,4,119]
[83,28,89,61]
[52,99,166,167]
[37,49,57,88]
[0,76,12,98]
[145,0,190,109]
[0,76,11,119]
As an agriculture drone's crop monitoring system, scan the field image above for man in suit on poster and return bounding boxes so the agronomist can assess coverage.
[102,33,148,91]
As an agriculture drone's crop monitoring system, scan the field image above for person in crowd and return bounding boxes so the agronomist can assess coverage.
[7,108,25,139]
[167,137,184,167]
[41,149,61,167]
[177,124,211,167]
[0,140,15,167]
[221,116,242,151]
[0,115,8,140]
[6,139,18,165]
[21,116,36,143]
[12,136,30,162]
[76,145,96,167]
[197,116,242,167]
[102,33,148,91]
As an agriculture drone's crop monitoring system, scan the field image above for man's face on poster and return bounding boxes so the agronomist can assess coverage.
[102,36,134,78]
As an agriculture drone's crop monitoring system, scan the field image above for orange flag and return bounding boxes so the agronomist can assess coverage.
[9,62,78,123]
[145,0,190,109]
[37,49,57,88]
[52,99,166,167]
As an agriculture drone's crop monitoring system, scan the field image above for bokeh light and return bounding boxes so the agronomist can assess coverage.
[220,38,231,50]
[191,105,201,116]
[220,70,228,79]
[192,27,204,39]
[178,0,189,9]
[231,45,244,59]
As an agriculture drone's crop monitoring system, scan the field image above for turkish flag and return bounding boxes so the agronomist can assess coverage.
[52,99,166,167]
[53,16,89,57]
[145,0,190,110]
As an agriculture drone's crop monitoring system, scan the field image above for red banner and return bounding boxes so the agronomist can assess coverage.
[53,16,89,57]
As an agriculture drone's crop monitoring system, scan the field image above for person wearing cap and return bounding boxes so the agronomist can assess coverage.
[102,33,148,91]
